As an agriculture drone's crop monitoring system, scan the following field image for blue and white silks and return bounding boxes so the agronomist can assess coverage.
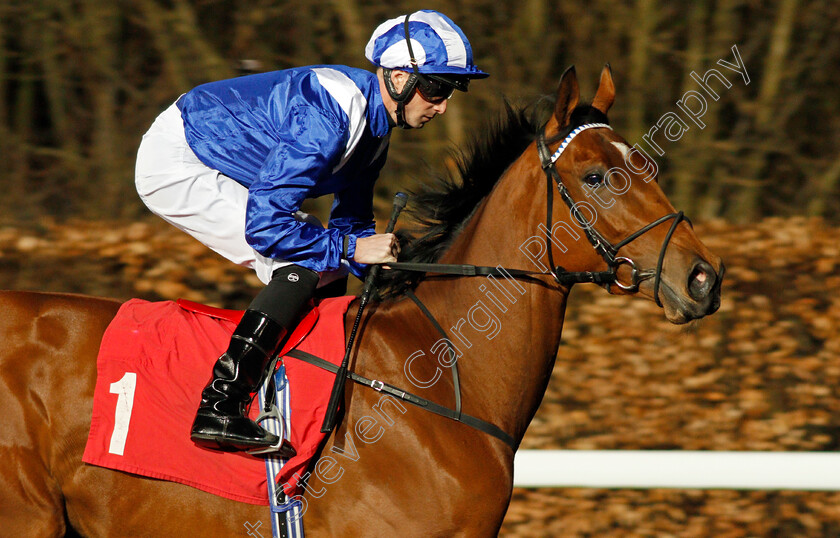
[177,66,392,278]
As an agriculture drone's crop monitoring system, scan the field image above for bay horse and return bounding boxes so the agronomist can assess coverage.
[0,66,722,537]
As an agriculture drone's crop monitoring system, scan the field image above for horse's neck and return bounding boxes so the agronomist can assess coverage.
[410,160,571,443]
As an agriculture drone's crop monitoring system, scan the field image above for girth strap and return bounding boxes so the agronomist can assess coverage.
[284,349,517,451]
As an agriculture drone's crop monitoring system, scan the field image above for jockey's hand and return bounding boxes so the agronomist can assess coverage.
[353,233,400,265]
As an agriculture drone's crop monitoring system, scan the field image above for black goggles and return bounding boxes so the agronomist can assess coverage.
[415,74,469,103]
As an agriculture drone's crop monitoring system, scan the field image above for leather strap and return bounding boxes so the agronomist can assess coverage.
[405,289,461,418]
[284,348,516,451]
[385,261,614,286]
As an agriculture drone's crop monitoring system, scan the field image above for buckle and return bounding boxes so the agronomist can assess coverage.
[370,379,385,392]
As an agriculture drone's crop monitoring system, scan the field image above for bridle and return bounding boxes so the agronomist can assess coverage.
[307,115,695,451]
[535,120,689,306]
[387,117,690,307]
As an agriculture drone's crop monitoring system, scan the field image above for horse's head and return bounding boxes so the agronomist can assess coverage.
[538,65,723,323]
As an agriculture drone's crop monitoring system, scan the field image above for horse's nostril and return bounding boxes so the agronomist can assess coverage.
[688,261,715,301]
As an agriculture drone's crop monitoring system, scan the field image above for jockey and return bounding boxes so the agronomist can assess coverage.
[134,10,488,453]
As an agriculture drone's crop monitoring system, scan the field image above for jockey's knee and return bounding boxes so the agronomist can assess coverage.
[248,265,319,326]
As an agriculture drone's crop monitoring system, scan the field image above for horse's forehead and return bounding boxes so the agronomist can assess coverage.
[573,134,630,166]
[610,141,632,160]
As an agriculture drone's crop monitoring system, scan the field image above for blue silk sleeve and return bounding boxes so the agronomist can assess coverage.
[328,147,387,278]
[245,105,349,274]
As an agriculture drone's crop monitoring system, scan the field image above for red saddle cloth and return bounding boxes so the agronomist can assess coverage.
[82,296,354,505]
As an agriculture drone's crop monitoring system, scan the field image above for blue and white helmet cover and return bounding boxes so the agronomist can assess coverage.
[365,10,488,78]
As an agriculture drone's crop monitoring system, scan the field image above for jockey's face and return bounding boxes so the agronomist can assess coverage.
[384,70,449,129]
[402,85,448,128]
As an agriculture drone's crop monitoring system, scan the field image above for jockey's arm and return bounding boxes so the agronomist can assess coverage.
[328,141,398,272]
[246,106,354,275]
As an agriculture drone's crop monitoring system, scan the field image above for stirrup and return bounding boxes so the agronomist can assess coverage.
[247,404,296,458]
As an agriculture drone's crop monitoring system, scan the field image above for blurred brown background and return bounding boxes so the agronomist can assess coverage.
[1,0,838,224]
[1,0,839,536]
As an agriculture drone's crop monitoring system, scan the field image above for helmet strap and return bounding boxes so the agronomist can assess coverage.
[395,101,408,129]
[390,12,426,130]
[380,14,432,130]
[383,68,419,129]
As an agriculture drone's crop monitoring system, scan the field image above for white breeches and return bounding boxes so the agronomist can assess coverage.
[135,101,346,286]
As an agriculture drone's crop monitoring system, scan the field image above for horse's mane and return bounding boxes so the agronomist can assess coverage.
[376,98,606,300]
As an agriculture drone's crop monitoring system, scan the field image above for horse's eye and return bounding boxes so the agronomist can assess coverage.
[583,173,604,187]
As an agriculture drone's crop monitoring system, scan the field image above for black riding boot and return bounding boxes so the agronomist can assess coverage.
[190,264,320,454]
[190,309,290,452]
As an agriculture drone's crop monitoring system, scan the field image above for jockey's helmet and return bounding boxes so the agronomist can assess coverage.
[365,10,488,125]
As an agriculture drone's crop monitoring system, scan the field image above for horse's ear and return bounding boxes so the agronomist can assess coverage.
[554,66,580,127]
[591,63,615,115]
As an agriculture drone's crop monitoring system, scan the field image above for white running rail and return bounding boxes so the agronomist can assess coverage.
[513,450,840,490]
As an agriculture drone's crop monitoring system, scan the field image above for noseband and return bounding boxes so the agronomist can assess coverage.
[536,122,688,306]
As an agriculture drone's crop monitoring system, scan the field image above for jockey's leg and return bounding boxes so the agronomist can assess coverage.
[190,264,319,452]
